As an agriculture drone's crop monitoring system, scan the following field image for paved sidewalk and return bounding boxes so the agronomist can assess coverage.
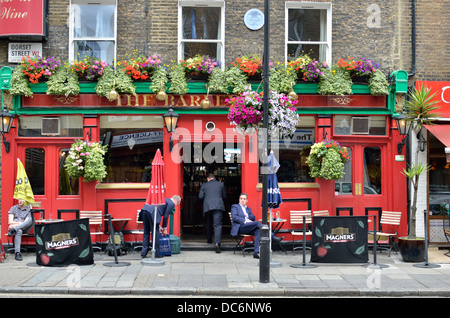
[1,247,450,297]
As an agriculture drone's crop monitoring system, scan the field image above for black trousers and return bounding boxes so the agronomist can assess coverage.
[205,209,223,245]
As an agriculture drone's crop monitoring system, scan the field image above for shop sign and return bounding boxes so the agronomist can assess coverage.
[417,81,450,118]
[23,93,387,109]
[8,42,42,63]
[0,0,47,37]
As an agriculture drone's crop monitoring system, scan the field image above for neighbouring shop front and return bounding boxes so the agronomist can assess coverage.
[1,77,410,246]
[418,81,450,245]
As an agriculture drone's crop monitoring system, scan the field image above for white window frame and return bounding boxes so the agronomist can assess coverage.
[285,1,332,65]
[69,0,117,64]
[178,0,225,69]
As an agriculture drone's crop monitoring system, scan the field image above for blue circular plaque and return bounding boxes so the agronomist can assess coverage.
[244,9,264,31]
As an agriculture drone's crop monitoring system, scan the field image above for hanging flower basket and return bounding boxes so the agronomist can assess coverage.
[226,85,299,137]
[64,139,108,182]
[306,139,350,180]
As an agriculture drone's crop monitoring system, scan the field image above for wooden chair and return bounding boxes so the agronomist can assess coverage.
[374,211,402,256]
[228,212,254,256]
[6,209,41,253]
[290,210,312,252]
[312,210,329,217]
[80,210,104,252]
[130,209,144,251]
[0,239,6,263]
[443,211,450,257]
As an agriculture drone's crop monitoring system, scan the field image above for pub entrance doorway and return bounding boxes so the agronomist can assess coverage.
[181,142,242,241]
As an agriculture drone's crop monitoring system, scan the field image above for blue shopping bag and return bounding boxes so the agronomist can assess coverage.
[159,233,172,256]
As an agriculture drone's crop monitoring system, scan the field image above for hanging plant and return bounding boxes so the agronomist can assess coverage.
[95,66,136,101]
[46,63,80,97]
[226,85,299,137]
[64,139,108,182]
[306,139,350,180]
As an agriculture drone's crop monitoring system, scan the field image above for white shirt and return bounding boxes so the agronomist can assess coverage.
[240,204,249,221]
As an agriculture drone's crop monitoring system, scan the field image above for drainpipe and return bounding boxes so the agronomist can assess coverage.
[408,0,416,78]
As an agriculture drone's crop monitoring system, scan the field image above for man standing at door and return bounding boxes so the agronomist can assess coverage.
[199,173,226,253]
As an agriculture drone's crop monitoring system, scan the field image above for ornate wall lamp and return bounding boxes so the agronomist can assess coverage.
[1,106,15,153]
[394,113,412,154]
[162,106,179,152]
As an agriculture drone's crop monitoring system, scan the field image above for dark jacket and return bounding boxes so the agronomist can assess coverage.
[230,203,256,237]
[198,179,226,214]
[140,198,174,228]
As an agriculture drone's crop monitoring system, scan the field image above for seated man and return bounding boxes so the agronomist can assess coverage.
[230,193,282,259]
[7,199,33,261]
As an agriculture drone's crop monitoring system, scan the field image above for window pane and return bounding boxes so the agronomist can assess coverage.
[25,148,45,195]
[429,134,450,215]
[18,116,83,137]
[336,147,352,194]
[59,149,79,195]
[364,147,381,194]
[74,40,115,64]
[182,7,220,40]
[100,116,164,183]
[287,44,321,61]
[182,42,220,61]
[259,117,316,182]
[288,9,322,42]
[334,116,387,136]
[73,4,115,38]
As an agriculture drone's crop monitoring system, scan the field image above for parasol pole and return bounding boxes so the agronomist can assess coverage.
[151,205,158,261]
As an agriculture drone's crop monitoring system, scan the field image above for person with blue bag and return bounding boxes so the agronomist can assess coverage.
[140,195,181,258]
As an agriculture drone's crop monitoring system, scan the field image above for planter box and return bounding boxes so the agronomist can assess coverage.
[29,81,372,95]
[398,237,425,262]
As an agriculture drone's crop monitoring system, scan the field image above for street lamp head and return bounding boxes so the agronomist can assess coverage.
[163,106,179,134]
[1,107,15,154]
[395,113,411,136]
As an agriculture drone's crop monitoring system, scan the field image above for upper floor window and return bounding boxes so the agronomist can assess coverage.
[286,2,332,65]
[178,0,225,67]
[69,0,117,64]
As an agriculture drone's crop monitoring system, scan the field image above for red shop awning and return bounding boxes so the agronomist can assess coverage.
[424,124,450,147]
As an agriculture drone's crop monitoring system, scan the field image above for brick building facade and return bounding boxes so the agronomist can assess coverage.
[0,0,448,244]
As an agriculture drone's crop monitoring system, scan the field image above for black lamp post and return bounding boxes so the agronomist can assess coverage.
[162,106,179,152]
[395,113,411,154]
[1,107,15,153]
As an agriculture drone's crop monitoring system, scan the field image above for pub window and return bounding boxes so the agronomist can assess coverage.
[99,115,164,183]
[429,133,450,215]
[259,116,315,183]
[286,2,332,64]
[335,147,353,195]
[59,148,80,195]
[334,115,387,136]
[178,0,224,65]
[69,0,117,64]
[25,148,45,195]
[18,116,83,137]
[364,147,381,194]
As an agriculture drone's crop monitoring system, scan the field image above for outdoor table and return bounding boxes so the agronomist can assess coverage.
[35,219,64,224]
[260,218,287,254]
[110,218,131,232]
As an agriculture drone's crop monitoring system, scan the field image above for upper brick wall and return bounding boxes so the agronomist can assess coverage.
[0,0,448,81]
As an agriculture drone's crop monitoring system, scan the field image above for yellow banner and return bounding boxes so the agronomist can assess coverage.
[13,158,35,204]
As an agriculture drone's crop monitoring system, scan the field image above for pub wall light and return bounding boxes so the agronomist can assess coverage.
[417,131,427,152]
[394,113,412,155]
[1,107,15,153]
[162,106,179,152]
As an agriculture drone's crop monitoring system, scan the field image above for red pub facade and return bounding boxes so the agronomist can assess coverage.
[0,79,409,246]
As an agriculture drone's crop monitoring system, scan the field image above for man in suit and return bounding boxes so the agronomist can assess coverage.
[140,195,181,258]
[231,193,282,259]
[199,173,226,253]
